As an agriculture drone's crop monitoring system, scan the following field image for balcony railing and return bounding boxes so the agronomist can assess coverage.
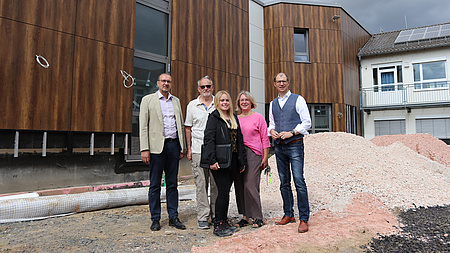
[361,82,450,110]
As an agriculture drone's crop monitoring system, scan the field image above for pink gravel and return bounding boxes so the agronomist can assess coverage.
[371,133,450,167]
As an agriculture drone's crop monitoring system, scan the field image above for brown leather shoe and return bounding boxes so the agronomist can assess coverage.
[275,216,296,225]
[298,220,308,233]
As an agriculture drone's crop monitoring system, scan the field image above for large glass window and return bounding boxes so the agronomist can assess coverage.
[372,64,403,92]
[294,29,309,62]
[128,0,171,160]
[135,3,169,56]
[413,60,447,89]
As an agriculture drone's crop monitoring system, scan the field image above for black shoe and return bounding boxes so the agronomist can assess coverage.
[169,217,186,230]
[150,220,161,231]
[236,218,249,228]
[213,220,232,237]
[224,218,238,233]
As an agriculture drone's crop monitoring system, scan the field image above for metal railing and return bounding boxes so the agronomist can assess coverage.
[361,82,450,110]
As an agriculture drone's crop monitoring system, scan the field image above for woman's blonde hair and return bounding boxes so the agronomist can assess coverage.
[235,90,257,115]
[214,90,237,129]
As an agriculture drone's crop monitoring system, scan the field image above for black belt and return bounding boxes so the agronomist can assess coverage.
[165,138,178,143]
[280,137,303,145]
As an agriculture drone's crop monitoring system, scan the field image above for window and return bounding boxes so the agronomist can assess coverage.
[294,29,309,62]
[345,105,357,134]
[128,0,171,160]
[372,64,403,92]
[416,118,450,143]
[308,104,331,133]
[413,60,447,89]
[374,119,405,136]
[135,2,169,55]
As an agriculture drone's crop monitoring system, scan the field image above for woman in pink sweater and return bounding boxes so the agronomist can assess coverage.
[234,91,271,228]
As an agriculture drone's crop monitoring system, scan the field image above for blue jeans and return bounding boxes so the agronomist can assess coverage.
[274,141,309,221]
[148,139,180,221]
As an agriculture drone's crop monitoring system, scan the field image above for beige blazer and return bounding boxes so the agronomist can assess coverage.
[139,92,186,154]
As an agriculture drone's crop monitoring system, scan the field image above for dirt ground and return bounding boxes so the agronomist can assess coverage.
[0,195,395,253]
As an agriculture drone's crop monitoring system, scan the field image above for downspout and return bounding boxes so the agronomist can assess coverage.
[358,54,365,137]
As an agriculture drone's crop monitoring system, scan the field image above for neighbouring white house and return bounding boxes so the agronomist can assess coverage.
[358,22,450,144]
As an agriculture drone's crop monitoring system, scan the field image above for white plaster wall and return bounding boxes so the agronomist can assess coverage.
[249,1,265,116]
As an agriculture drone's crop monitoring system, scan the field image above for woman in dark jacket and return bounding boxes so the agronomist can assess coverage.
[202,90,246,237]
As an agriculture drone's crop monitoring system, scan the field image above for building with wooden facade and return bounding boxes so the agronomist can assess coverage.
[0,0,370,194]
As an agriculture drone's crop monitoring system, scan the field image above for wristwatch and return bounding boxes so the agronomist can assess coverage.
[290,130,296,135]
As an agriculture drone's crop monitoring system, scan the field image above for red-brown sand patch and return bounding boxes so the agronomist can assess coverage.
[192,193,397,253]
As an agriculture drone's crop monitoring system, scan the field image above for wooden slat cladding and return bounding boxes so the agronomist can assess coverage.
[340,10,371,107]
[0,19,74,131]
[0,0,135,133]
[264,4,345,103]
[71,37,133,132]
[265,62,343,104]
[264,3,370,132]
[75,0,135,48]
[171,0,249,77]
[223,0,248,12]
[0,0,76,33]
[171,0,249,112]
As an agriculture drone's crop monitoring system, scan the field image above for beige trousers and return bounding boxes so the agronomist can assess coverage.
[191,153,218,222]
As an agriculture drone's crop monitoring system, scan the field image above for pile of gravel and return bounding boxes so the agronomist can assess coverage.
[304,132,450,212]
[371,133,450,167]
[365,205,450,252]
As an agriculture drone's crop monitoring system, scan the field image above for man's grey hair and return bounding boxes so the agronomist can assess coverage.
[197,75,213,86]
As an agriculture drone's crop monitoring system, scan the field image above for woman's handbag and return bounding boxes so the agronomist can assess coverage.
[200,143,232,169]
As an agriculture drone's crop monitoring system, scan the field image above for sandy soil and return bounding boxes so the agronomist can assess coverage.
[1,132,449,252]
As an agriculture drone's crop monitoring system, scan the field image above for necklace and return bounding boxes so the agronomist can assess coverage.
[240,111,254,117]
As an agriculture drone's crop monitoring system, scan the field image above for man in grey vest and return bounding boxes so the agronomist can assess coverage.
[268,72,312,233]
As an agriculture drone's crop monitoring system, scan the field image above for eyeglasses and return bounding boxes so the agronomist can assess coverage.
[200,85,212,89]
[159,79,172,84]
[276,80,288,84]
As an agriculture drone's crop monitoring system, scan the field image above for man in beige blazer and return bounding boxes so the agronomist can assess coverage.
[139,73,186,231]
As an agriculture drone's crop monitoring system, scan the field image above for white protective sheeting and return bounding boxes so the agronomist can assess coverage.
[0,185,196,224]
[0,188,149,223]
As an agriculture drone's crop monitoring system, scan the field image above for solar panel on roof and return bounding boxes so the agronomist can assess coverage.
[427,26,440,32]
[441,29,450,36]
[394,24,450,43]
[412,28,426,34]
[400,30,413,35]
[395,36,410,43]
[410,33,425,40]
[424,31,440,39]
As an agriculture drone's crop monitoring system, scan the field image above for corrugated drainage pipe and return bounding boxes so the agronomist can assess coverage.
[0,186,195,223]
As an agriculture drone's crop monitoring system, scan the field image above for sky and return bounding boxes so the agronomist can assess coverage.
[261,0,450,34]
[328,0,450,34]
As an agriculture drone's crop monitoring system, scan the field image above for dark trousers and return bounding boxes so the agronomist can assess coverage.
[148,139,180,221]
[211,152,238,221]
